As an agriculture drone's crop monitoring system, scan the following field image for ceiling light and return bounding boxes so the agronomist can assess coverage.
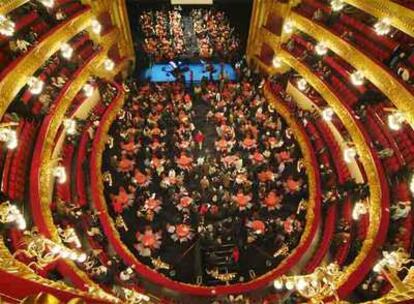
[352,201,367,220]
[39,0,54,8]
[297,78,308,91]
[343,147,357,163]
[0,129,18,150]
[350,71,364,86]
[63,119,77,135]
[17,216,26,230]
[91,19,102,35]
[283,21,294,34]
[315,42,328,55]
[331,0,345,12]
[322,107,334,121]
[387,112,405,131]
[272,57,282,68]
[77,253,87,263]
[103,59,115,71]
[273,279,284,290]
[0,14,15,37]
[373,260,385,273]
[60,43,73,59]
[27,77,44,95]
[83,83,94,97]
[53,166,67,184]
[285,279,295,290]
[374,19,391,36]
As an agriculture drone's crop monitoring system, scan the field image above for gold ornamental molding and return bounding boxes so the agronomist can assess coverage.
[0,9,94,119]
[290,12,414,128]
[342,0,414,38]
[0,236,113,303]
[261,26,280,48]
[0,0,29,15]
[276,49,387,297]
[82,0,136,63]
[30,29,118,300]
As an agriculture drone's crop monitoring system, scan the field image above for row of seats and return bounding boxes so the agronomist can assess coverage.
[0,120,39,202]
[283,29,414,299]
[295,0,414,90]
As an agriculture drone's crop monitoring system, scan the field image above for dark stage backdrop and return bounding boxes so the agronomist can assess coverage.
[126,0,252,71]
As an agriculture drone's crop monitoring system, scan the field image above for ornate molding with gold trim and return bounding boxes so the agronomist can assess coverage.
[290,12,414,128]
[31,29,119,300]
[0,236,113,303]
[0,9,94,119]
[276,49,387,297]
[0,0,29,16]
[341,0,414,38]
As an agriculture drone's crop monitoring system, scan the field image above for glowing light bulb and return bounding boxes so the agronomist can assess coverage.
[296,278,309,292]
[83,83,94,97]
[17,216,26,230]
[410,174,414,195]
[315,42,328,55]
[283,21,294,34]
[343,147,357,163]
[91,19,102,34]
[387,112,405,131]
[77,253,87,263]
[352,201,367,220]
[63,119,77,135]
[331,0,345,12]
[273,279,284,290]
[0,14,15,36]
[0,129,18,150]
[373,261,384,273]
[60,43,73,59]
[27,77,44,95]
[53,166,67,184]
[285,279,295,290]
[374,19,391,36]
[272,57,282,68]
[322,107,334,121]
[103,59,115,71]
[350,71,364,86]
[39,0,54,8]
[297,78,308,91]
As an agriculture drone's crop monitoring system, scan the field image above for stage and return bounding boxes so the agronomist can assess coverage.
[140,63,237,83]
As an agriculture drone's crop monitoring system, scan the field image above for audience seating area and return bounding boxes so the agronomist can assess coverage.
[0,0,413,303]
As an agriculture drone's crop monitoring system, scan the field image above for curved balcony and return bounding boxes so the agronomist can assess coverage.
[275,48,390,298]
[289,11,414,128]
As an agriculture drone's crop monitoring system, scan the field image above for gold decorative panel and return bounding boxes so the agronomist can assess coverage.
[0,0,29,15]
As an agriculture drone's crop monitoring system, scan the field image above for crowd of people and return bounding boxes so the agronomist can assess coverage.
[191,9,239,60]
[140,8,186,62]
[102,74,308,285]
[139,7,240,62]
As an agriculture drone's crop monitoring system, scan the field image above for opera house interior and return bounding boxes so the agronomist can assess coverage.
[0,0,414,303]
